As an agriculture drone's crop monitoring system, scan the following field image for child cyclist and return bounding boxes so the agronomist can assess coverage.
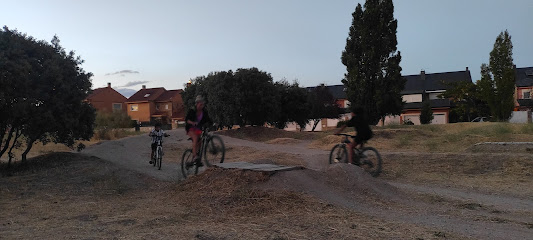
[149,122,169,164]
[334,107,373,165]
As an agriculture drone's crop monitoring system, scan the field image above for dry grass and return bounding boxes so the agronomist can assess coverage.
[0,153,459,239]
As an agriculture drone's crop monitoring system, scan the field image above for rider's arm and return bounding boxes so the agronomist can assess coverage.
[334,125,347,135]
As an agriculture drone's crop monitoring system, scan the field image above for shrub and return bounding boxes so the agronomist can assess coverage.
[95,111,134,129]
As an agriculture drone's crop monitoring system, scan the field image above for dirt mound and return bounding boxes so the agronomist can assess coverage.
[265,137,300,145]
[217,126,321,142]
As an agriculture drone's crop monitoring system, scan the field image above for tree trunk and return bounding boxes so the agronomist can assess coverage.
[381,116,386,127]
[7,129,22,166]
[0,127,15,159]
[22,138,37,162]
[311,119,320,132]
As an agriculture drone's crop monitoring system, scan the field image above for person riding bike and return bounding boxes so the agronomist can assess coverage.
[334,107,373,165]
[185,95,212,166]
[149,122,169,164]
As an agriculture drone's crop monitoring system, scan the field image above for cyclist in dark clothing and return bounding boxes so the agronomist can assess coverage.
[334,108,373,164]
[185,95,212,165]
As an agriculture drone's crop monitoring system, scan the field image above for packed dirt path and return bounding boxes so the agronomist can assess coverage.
[81,130,533,239]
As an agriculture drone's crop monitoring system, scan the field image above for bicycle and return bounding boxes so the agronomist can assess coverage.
[151,134,169,170]
[181,126,225,178]
[329,133,382,177]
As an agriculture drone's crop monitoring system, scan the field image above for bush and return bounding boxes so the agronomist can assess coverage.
[95,111,134,129]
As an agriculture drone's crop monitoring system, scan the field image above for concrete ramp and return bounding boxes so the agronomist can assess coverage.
[214,162,304,172]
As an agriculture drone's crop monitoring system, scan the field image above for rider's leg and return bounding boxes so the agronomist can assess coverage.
[150,143,156,163]
[187,131,199,159]
[347,141,356,164]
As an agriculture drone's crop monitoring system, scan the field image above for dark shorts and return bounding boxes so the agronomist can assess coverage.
[151,143,157,151]
[352,134,371,145]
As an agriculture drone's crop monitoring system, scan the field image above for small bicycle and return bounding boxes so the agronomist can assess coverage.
[181,126,225,178]
[329,133,382,177]
[151,134,169,170]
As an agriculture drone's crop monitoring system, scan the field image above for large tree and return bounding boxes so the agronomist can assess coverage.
[0,27,95,163]
[307,85,340,131]
[272,80,309,130]
[479,30,515,121]
[341,0,405,125]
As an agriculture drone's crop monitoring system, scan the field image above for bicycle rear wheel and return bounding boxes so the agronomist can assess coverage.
[204,135,225,167]
[329,144,347,164]
[152,151,157,167]
[181,149,197,178]
[360,147,382,177]
[157,147,162,170]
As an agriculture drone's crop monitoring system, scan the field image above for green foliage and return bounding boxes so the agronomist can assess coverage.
[0,26,95,162]
[341,0,405,125]
[479,30,515,121]
[272,80,309,129]
[419,101,434,124]
[95,111,134,129]
[440,80,490,122]
[307,85,340,131]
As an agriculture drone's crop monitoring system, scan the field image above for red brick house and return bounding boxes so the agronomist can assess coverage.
[126,85,185,126]
[85,83,127,113]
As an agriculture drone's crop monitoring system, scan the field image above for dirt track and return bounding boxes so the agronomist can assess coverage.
[80,129,533,239]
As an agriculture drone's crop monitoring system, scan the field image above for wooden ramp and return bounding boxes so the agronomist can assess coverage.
[213,162,304,172]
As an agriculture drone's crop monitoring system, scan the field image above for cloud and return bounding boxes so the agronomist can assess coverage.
[119,81,150,88]
[105,70,140,76]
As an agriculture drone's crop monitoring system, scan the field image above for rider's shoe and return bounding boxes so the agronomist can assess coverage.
[149,160,153,164]
[195,157,204,167]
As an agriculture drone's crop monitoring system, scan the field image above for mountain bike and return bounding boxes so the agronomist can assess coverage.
[151,134,169,170]
[329,133,382,177]
[181,126,225,178]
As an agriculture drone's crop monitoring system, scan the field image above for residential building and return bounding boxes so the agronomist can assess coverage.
[514,66,533,111]
[399,68,472,125]
[126,85,186,126]
[85,83,127,113]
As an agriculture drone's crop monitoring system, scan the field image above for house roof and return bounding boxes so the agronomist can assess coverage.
[402,70,472,94]
[155,89,183,102]
[86,86,127,101]
[127,88,166,102]
[306,85,347,100]
[515,67,533,87]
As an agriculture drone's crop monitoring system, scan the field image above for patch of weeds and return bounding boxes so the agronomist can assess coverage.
[396,135,413,148]
[433,231,446,238]
[492,124,512,136]
[424,140,439,151]
[443,133,461,143]
[457,202,484,210]
[520,123,533,134]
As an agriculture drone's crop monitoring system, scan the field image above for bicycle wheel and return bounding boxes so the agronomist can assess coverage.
[157,147,162,170]
[329,144,347,164]
[181,149,197,178]
[204,135,225,167]
[360,147,382,177]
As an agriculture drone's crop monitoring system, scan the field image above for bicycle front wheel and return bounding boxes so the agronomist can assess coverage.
[360,147,382,177]
[329,144,347,164]
[204,135,225,167]
[181,149,196,178]
[157,147,162,170]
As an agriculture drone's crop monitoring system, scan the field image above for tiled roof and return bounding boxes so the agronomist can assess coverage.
[402,70,472,94]
[127,88,166,102]
[516,67,533,87]
[155,90,183,102]
[86,86,127,101]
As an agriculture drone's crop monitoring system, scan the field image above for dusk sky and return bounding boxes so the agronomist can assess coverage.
[2,0,532,97]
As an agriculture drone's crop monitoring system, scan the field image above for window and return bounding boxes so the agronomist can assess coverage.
[523,91,531,99]
[402,94,423,103]
[112,103,122,111]
[130,104,138,111]
[144,93,150,98]
[155,104,159,110]
[165,104,169,110]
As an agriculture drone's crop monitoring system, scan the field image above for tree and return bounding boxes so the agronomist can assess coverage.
[341,0,405,125]
[0,27,95,163]
[440,80,490,122]
[479,30,515,121]
[419,101,433,124]
[272,80,309,130]
[307,85,340,131]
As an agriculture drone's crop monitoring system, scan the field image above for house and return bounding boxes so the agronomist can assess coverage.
[126,85,186,127]
[514,66,533,111]
[85,83,127,113]
[399,68,472,125]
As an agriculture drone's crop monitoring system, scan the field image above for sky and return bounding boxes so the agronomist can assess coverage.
[2,0,532,97]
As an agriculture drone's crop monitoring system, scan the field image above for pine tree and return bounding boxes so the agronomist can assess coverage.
[419,101,434,124]
[479,30,515,121]
[341,0,405,125]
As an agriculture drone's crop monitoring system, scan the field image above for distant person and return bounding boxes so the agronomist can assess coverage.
[149,122,169,164]
[185,95,212,166]
[334,107,373,165]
